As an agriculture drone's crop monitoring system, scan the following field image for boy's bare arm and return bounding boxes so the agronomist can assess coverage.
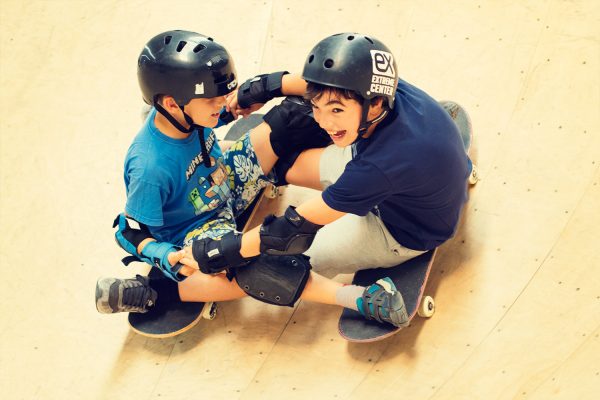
[281,74,307,96]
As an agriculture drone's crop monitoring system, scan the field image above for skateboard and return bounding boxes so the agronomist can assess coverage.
[338,101,477,342]
[338,250,438,342]
[440,100,479,185]
[128,112,271,338]
[128,267,218,338]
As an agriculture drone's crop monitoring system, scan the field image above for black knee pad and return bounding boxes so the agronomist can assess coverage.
[233,254,312,307]
[271,150,301,186]
[264,96,332,160]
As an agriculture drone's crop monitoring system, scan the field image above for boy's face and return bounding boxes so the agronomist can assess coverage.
[185,96,227,128]
[309,91,363,147]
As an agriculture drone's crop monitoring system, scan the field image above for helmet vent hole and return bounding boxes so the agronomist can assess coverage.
[193,44,206,53]
[308,54,314,63]
[365,36,374,44]
[207,37,214,41]
[347,35,355,41]
[324,59,334,68]
[176,41,187,52]
[164,35,172,45]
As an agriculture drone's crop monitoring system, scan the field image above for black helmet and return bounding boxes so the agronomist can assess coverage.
[302,33,398,110]
[138,30,237,106]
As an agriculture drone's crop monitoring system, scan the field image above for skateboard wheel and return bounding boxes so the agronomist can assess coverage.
[469,165,480,185]
[417,296,435,318]
[265,184,279,199]
[202,302,217,320]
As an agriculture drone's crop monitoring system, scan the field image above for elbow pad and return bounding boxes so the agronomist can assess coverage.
[237,71,289,108]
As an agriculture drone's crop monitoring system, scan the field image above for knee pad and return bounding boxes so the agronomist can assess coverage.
[233,254,312,307]
[264,96,332,159]
[271,150,301,186]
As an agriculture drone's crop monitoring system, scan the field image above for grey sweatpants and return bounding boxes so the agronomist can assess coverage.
[305,145,426,278]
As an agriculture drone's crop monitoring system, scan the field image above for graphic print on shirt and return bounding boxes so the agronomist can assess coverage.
[187,156,231,215]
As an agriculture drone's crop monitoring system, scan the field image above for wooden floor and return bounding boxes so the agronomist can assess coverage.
[1,1,598,399]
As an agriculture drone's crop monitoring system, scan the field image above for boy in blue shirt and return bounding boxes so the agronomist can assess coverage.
[96,30,410,329]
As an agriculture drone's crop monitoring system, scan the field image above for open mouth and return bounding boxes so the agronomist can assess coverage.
[329,130,346,141]
[210,111,220,118]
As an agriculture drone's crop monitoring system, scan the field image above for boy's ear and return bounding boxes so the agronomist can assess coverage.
[161,95,179,111]
[368,97,385,116]
[372,97,384,108]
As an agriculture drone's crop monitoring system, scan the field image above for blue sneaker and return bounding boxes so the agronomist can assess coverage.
[356,278,409,328]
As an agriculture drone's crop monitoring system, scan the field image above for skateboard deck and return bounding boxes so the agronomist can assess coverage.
[440,100,479,184]
[339,101,476,342]
[128,267,217,338]
[128,113,268,338]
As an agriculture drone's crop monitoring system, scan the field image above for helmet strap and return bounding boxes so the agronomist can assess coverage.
[154,101,192,133]
[357,99,389,138]
[154,100,212,167]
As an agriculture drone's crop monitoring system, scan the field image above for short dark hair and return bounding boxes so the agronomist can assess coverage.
[304,82,384,107]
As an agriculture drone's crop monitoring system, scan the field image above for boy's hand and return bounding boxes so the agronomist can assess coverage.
[138,241,188,282]
[178,246,201,271]
[167,249,198,277]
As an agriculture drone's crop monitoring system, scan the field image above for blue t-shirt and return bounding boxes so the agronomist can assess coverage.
[322,80,470,251]
[124,109,231,245]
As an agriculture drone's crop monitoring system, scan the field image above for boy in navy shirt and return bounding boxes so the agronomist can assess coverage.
[218,32,470,279]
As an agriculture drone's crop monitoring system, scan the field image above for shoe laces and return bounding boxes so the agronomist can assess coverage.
[122,275,155,309]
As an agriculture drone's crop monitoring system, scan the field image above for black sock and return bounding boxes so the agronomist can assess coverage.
[148,277,181,303]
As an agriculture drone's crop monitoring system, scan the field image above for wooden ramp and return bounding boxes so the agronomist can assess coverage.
[0,1,598,399]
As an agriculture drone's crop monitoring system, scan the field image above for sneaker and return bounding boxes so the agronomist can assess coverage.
[357,278,409,328]
[95,275,157,314]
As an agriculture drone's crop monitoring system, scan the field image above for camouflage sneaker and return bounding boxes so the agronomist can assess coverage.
[357,277,409,328]
[95,275,157,314]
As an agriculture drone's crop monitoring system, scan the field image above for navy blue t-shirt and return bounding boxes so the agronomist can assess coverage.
[321,79,470,251]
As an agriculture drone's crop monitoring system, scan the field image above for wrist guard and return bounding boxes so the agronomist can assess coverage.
[259,206,323,255]
[192,232,254,274]
[140,241,186,282]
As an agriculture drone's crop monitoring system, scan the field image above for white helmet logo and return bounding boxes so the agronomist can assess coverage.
[370,50,395,78]
[195,83,205,95]
[227,79,237,90]
[369,50,396,96]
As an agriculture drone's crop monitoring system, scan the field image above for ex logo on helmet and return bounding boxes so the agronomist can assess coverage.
[370,50,395,78]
